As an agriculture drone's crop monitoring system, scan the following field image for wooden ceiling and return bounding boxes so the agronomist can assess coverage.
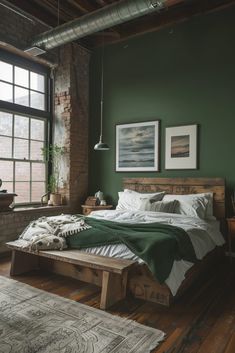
[3,0,235,49]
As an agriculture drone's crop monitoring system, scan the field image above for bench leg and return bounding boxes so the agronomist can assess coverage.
[100,270,128,310]
[10,250,39,276]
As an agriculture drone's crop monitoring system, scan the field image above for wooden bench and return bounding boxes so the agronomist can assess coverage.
[6,240,136,310]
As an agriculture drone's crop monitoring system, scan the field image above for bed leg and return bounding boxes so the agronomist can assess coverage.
[10,250,39,276]
[100,270,128,310]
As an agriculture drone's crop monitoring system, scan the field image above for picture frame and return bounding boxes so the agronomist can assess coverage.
[116,120,160,172]
[165,124,198,170]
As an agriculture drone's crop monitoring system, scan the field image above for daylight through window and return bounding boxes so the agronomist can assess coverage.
[0,52,51,205]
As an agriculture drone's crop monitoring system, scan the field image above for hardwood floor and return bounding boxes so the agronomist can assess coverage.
[1,256,235,353]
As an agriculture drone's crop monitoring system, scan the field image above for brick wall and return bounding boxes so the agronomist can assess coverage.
[54,43,90,213]
[0,206,70,255]
[0,4,57,64]
[0,5,90,253]
[0,6,47,50]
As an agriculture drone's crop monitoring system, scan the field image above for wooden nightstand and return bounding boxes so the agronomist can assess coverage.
[81,205,113,216]
[227,218,235,263]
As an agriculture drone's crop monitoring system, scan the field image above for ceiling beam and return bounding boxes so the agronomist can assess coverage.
[31,0,72,23]
[3,0,58,27]
[2,0,235,50]
[66,0,97,14]
[99,0,235,47]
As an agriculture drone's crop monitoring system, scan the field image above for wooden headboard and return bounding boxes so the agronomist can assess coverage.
[123,178,225,220]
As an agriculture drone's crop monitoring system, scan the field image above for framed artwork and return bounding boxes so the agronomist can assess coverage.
[116,120,160,172]
[165,124,198,170]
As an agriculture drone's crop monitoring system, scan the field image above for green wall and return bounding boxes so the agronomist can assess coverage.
[89,6,235,208]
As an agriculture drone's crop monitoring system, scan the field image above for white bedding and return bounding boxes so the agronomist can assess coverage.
[83,209,225,296]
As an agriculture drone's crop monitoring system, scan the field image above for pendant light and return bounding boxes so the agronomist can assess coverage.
[94,35,109,151]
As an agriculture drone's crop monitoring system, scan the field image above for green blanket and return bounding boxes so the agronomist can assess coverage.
[67,217,197,284]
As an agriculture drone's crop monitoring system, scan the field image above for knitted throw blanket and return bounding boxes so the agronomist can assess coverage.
[19,214,91,251]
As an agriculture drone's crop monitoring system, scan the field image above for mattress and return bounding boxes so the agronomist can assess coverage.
[82,209,225,296]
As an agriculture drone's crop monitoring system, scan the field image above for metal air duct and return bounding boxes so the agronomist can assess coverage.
[32,0,183,51]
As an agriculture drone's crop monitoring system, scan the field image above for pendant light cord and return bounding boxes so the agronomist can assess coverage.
[100,34,104,141]
[94,33,109,150]
[57,0,60,26]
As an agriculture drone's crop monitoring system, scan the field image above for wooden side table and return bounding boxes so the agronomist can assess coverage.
[227,218,235,263]
[81,205,113,216]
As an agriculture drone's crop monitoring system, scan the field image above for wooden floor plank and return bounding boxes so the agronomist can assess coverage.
[1,257,235,353]
[224,333,235,353]
[196,282,235,353]
[178,267,235,353]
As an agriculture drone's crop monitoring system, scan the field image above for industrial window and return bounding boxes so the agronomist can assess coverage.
[0,61,46,110]
[0,50,51,205]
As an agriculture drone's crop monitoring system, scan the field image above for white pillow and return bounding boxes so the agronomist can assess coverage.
[139,199,178,213]
[196,192,214,218]
[116,191,164,211]
[124,189,165,201]
[163,193,213,219]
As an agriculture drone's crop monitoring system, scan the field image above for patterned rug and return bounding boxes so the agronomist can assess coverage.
[0,276,164,353]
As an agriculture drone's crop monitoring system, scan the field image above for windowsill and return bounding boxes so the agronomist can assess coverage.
[0,204,70,215]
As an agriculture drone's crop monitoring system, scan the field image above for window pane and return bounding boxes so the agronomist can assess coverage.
[14,115,29,138]
[31,119,45,140]
[2,182,13,193]
[0,61,13,83]
[0,112,12,136]
[30,91,45,110]
[32,182,45,202]
[15,66,29,88]
[14,138,29,159]
[0,160,13,181]
[15,162,30,181]
[30,140,43,160]
[0,136,12,158]
[0,58,48,205]
[14,86,29,106]
[32,163,45,181]
[15,182,30,203]
[0,82,13,102]
[30,72,45,92]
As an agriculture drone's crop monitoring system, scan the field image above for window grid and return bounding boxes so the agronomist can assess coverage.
[0,51,51,206]
[0,78,45,94]
[12,113,15,160]
[1,161,46,203]
[12,65,15,103]
[0,60,47,111]
[11,114,14,161]
[0,113,46,204]
[29,118,32,203]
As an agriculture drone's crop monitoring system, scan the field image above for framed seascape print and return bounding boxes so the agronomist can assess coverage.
[116,120,160,172]
[165,124,198,170]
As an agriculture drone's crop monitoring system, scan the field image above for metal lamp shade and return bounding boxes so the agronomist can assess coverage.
[94,137,109,150]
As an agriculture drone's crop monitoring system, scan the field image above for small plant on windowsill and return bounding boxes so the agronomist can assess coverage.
[42,144,65,206]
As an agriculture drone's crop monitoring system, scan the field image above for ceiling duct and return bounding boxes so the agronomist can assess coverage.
[32,0,183,51]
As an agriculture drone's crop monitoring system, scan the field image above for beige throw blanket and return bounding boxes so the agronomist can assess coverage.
[19,214,91,251]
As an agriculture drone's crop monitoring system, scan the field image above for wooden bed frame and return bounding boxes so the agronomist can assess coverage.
[7,177,225,309]
[123,177,225,305]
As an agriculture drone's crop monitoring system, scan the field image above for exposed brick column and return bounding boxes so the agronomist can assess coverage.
[0,6,90,254]
[54,43,90,212]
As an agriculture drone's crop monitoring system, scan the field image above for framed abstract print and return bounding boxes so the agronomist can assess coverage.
[165,124,198,170]
[116,120,160,172]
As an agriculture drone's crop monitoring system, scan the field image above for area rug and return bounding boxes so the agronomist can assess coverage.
[0,276,165,353]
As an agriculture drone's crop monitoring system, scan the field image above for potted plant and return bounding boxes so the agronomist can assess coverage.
[42,144,65,206]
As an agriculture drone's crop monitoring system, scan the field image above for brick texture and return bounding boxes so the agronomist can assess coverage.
[54,43,90,213]
[0,6,90,253]
[0,206,70,255]
[0,5,57,64]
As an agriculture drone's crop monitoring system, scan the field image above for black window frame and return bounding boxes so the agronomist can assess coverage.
[0,48,52,206]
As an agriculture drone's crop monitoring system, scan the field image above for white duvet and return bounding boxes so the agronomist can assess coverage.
[82,210,225,296]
